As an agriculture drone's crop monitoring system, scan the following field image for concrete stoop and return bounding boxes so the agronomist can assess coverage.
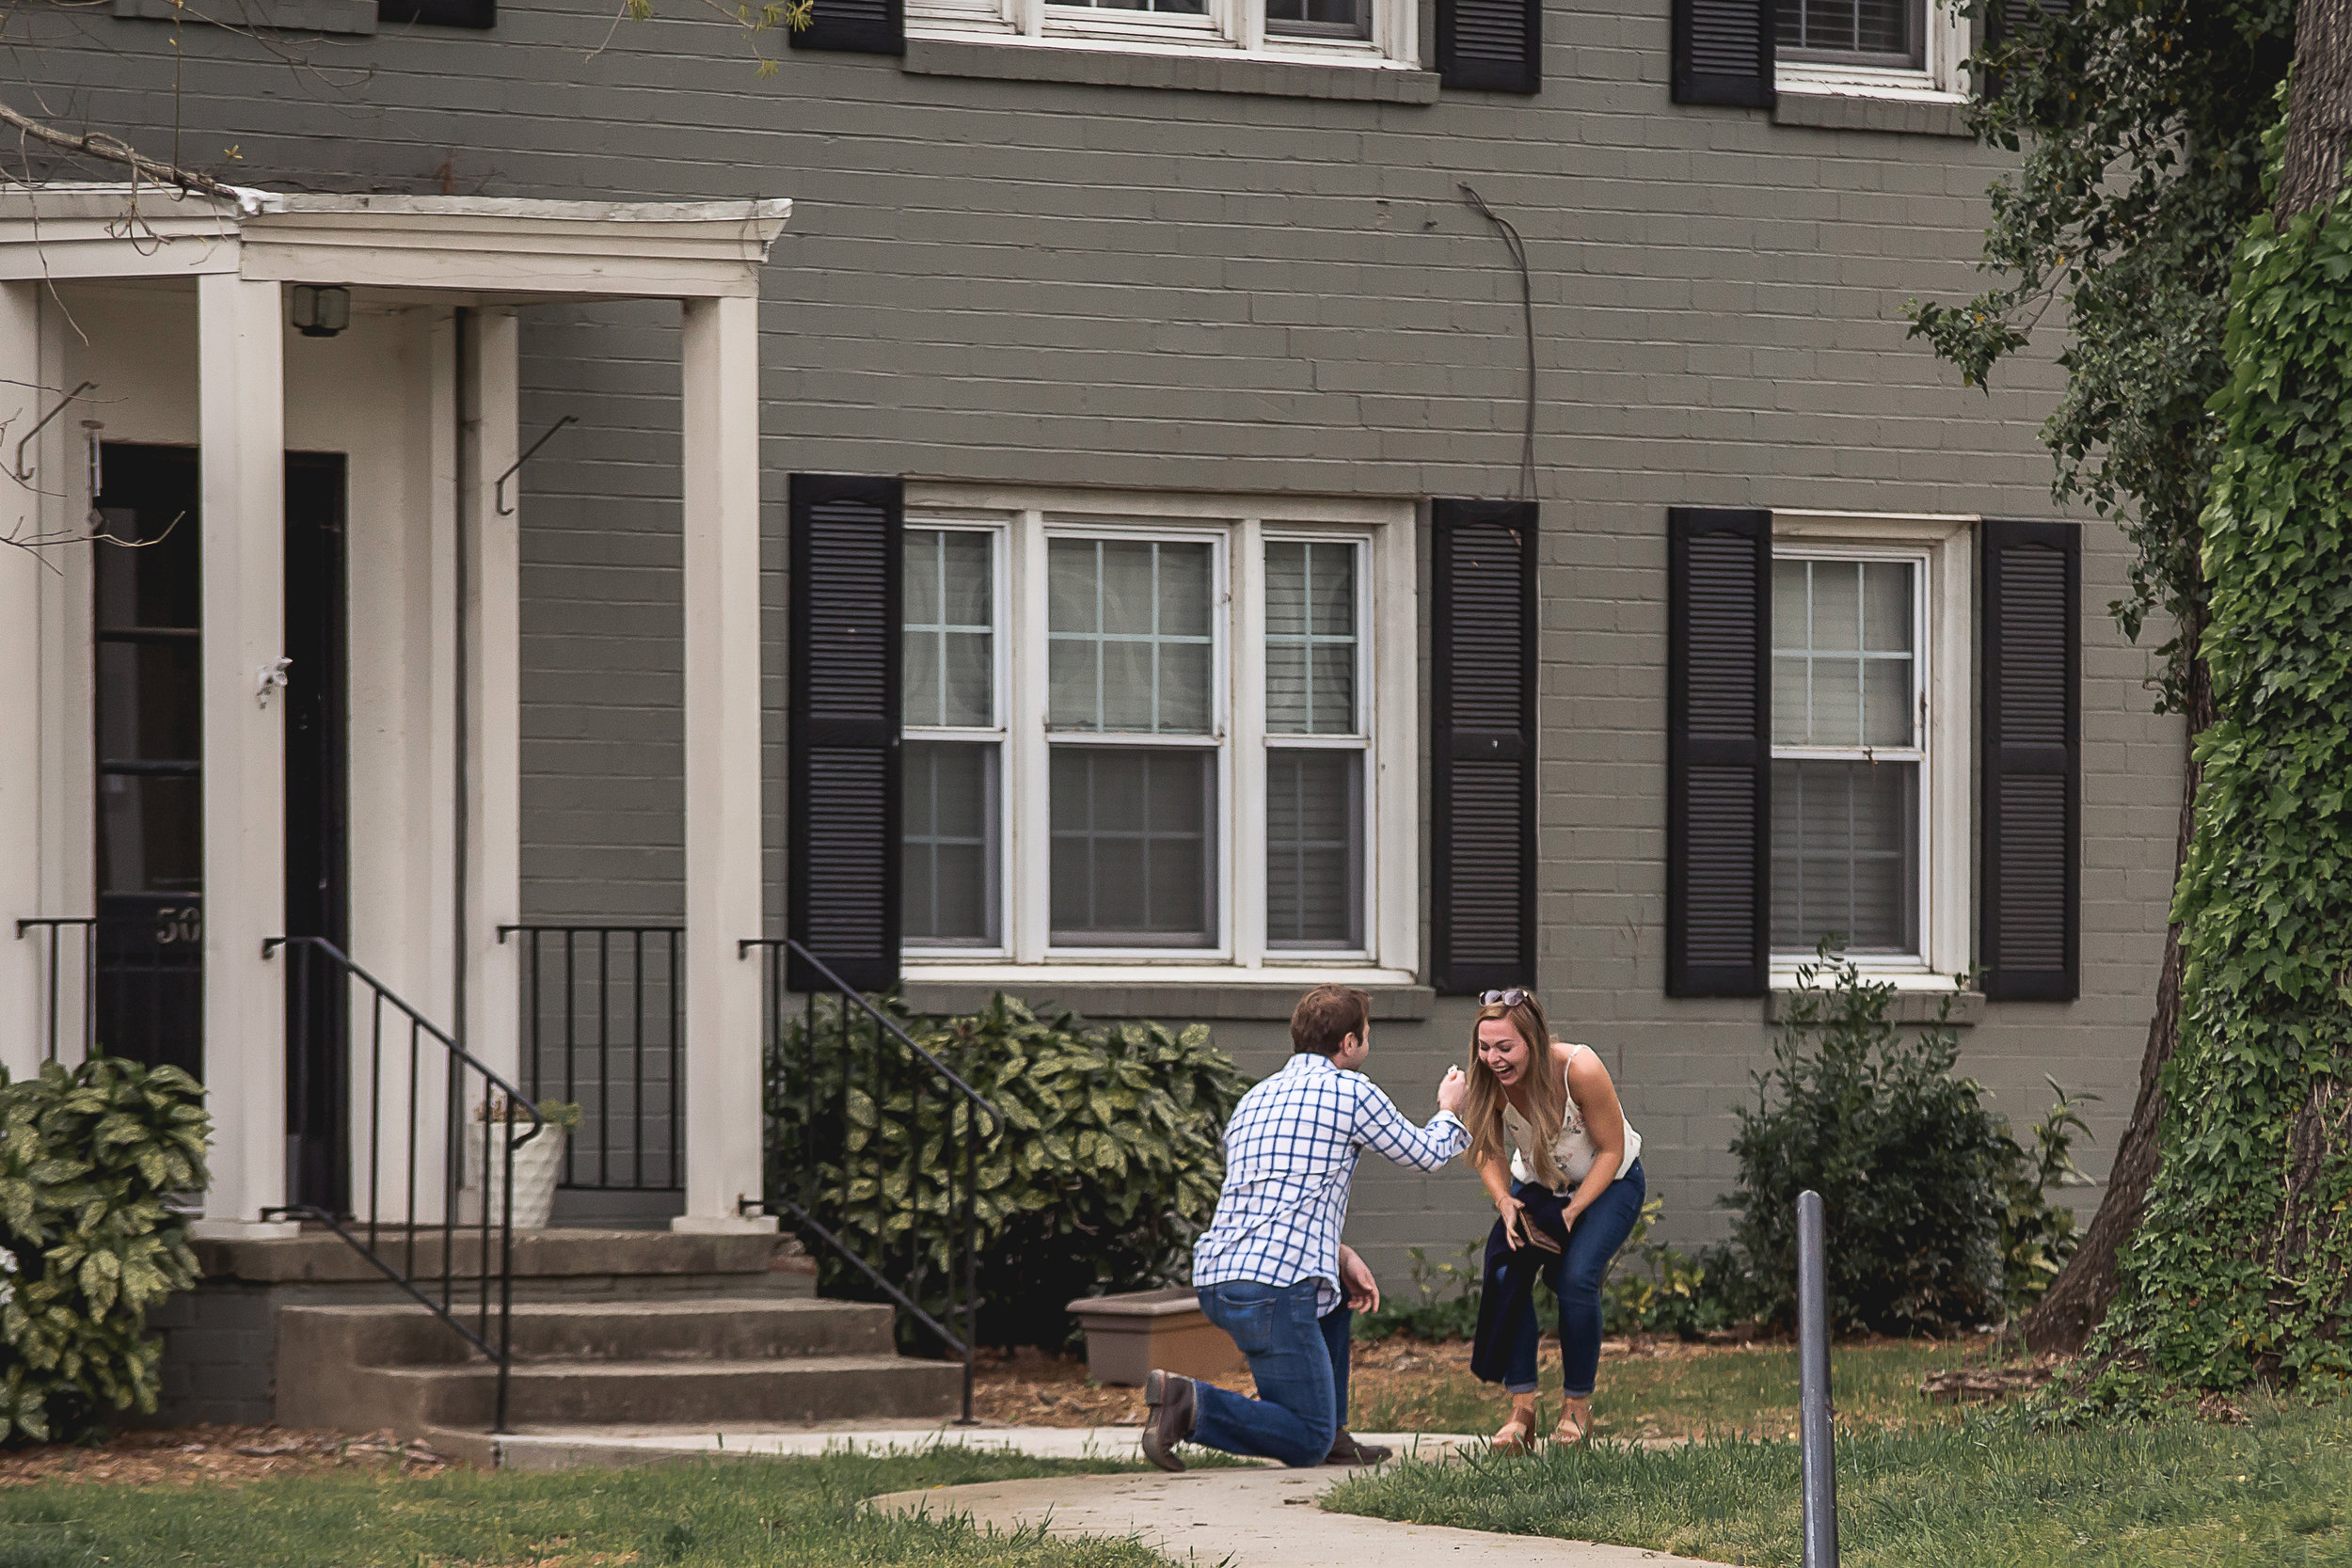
[276,1297,963,1460]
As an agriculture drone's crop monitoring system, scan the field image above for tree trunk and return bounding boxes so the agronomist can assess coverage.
[2028,0,2352,1357]
[2025,621,2211,1355]
[2276,0,2352,225]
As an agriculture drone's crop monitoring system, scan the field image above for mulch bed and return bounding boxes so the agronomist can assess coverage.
[0,1425,453,1489]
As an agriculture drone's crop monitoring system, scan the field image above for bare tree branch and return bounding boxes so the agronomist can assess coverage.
[0,98,236,200]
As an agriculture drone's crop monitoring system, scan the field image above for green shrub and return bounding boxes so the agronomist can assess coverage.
[0,1055,211,1444]
[767,992,1246,1346]
[1601,1200,1757,1338]
[1725,949,2009,1336]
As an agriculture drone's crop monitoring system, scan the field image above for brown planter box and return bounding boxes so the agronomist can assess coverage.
[1068,1286,1247,1387]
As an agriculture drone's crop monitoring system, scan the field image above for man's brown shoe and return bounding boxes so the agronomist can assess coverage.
[1140,1370,1196,1472]
[1324,1431,1392,1465]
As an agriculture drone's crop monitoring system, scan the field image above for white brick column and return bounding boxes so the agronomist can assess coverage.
[0,282,41,1080]
[674,293,774,1233]
[194,274,297,1236]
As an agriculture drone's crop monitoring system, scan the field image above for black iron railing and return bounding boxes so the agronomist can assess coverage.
[498,925,684,1194]
[14,917,96,1063]
[743,937,999,1423]
[262,935,542,1433]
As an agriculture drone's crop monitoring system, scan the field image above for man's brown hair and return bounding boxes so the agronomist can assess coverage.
[1291,985,1372,1057]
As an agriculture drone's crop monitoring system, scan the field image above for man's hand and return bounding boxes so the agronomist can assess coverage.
[1497,1192,1563,1255]
[1438,1066,1468,1116]
[1338,1244,1381,1314]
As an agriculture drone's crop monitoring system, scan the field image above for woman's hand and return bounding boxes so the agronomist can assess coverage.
[1498,1191,1563,1254]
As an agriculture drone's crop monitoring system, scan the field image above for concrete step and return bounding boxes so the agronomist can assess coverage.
[304,1354,963,1435]
[277,1297,898,1371]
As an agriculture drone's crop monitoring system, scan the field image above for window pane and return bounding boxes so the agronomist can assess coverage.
[1775,0,1919,62]
[1264,0,1369,36]
[1771,758,1918,954]
[1267,750,1362,948]
[903,741,998,944]
[903,529,993,728]
[1053,0,1208,13]
[1047,538,1216,734]
[99,774,202,895]
[1049,748,1215,945]
[1265,540,1358,735]
[1772,558,1915,750]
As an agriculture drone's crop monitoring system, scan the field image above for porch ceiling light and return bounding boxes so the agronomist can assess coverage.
[290,284,351,338]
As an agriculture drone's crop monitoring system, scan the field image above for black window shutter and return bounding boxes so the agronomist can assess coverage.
[1979,519,2079,1002]
[788,0,904,55]
[1431,499,1538,996]
[788,474,903,994]
[1438,0,1540,94]
[1672,0,1773,108]
[1666,508,1770,998]
[379,0,493,25]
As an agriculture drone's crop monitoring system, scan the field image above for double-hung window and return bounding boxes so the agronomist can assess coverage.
[1773,0,1968,97]
[1771,553,1925,958]
[899,490,1416,979]
[1766,516,1970,981]
[902,526,1005,947]
[903,0,1413,68]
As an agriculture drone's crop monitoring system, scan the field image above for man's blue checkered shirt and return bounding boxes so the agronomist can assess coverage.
[1192,1052,1468,1312]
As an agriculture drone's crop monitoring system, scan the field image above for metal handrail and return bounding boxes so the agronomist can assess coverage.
[742,936,1000,1422]
[14,918,97,1063]
[498,924,686,1193]
[262,934,544,1433]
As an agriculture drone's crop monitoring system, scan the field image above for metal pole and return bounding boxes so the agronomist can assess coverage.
[1797,1188,1838,1568]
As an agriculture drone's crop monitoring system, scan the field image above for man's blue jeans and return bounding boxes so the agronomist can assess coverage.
[1190,1279,1350,1467]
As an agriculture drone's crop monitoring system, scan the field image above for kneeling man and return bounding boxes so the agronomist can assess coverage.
[1143,984,1467,1470]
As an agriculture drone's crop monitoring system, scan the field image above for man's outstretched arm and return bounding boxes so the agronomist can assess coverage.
[1351,1074,1470,1170]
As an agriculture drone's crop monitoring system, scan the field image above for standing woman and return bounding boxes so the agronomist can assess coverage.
[1458,989,1645,1449]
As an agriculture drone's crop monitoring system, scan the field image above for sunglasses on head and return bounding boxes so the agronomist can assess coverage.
[1479,989,1532,1008]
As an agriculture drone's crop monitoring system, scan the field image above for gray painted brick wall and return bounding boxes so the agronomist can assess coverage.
[24,0,2185,1281]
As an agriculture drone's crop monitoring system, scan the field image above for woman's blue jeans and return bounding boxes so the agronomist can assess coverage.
[1189,1279,1351,1467]
[1490,1160,1645,1399]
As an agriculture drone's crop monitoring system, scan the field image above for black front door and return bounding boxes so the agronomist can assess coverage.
[283,452,351,1216]
[92,445,205,1078]
[93,447,355,1212]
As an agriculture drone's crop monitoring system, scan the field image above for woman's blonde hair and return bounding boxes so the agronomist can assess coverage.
[1461,992,1568,1189]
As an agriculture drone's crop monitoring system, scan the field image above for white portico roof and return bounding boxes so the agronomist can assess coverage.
[0,183,793,300]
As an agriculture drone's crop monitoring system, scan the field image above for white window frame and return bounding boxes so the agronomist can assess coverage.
[903,0,1421,73]
[1775,0,1971,103]
[899,483,1420,987]
[1768,512,1972,990]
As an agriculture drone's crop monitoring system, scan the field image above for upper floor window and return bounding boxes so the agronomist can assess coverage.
[904,0,1410,68]
[1777,0,1920,69]
[898,489,1419,980]
[1774,0,1965,97]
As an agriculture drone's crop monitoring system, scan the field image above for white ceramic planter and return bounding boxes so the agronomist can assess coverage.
[463,1125,566,1229]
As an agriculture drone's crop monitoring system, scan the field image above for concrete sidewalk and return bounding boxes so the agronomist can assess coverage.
[870,1459,1737,1568]
[486,1423,1470,1469]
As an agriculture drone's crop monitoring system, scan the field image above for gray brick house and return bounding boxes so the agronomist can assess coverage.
[3,0,2176,1315]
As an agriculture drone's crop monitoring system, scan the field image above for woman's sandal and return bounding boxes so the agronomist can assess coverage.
[1490,1411,1538,1454]
[1551,1404,1593,1447]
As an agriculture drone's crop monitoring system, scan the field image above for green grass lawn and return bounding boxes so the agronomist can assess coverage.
[1346,1335,2033,1442]
[0,1448,1173,1568]
[1324,1394,2352,1567]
